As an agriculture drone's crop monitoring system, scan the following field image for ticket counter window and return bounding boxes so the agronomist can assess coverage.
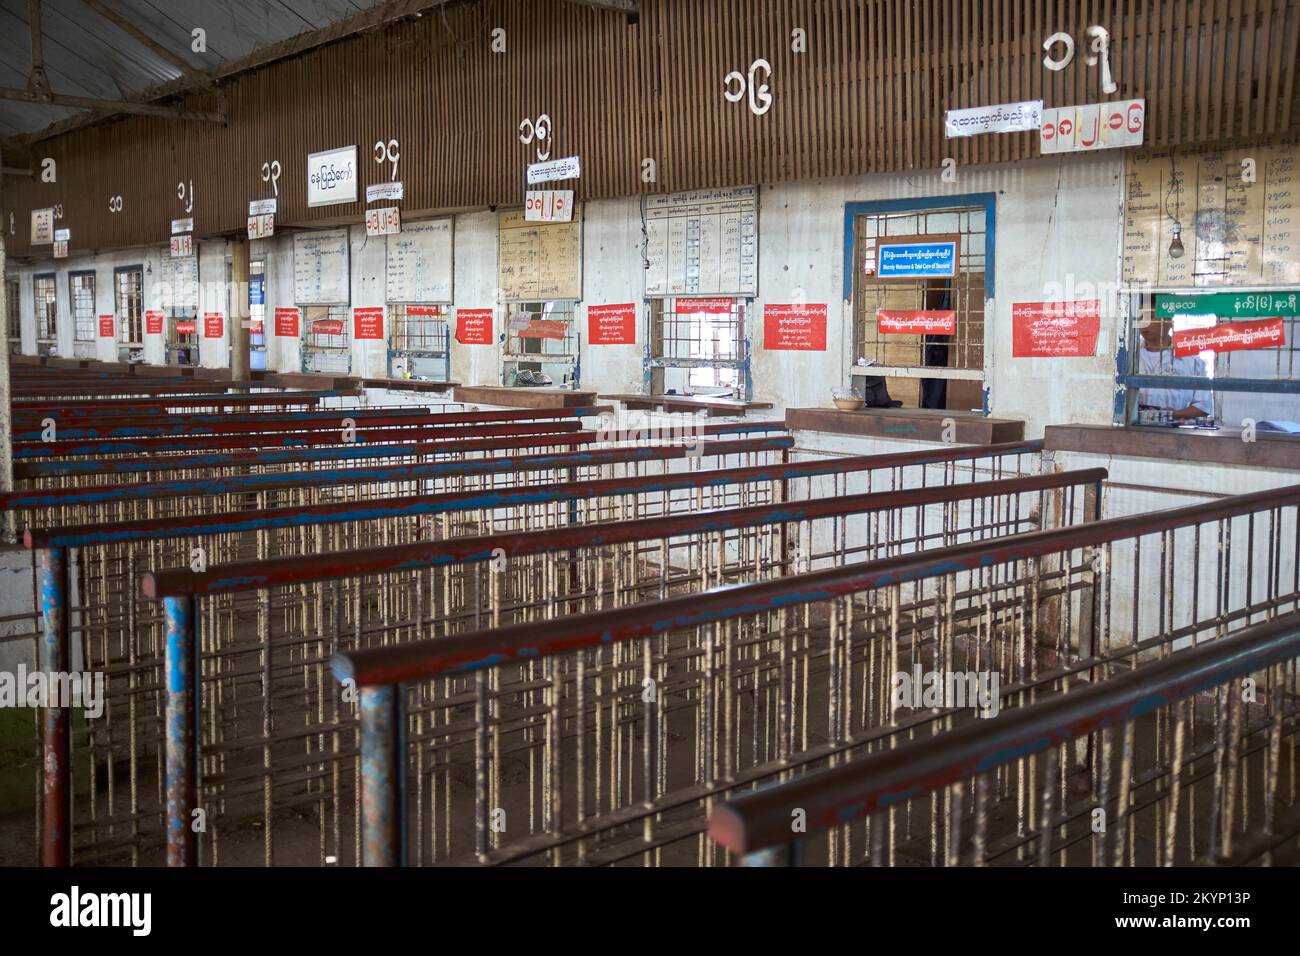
[389,304,450,381]
[115,266,144,361]
[34,273,56,356]
[250,261,267,372]
[302,305,351,374]
[502,300,577,388]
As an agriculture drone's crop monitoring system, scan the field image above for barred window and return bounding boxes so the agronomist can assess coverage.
[649,297,748,396]
[115,267,144,345]
[70,272,96,342]
[34,274,57,342]
[6,278,19,344]
[302,305,352,374]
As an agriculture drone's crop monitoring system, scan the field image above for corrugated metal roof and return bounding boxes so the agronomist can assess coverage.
[0,0,385,138]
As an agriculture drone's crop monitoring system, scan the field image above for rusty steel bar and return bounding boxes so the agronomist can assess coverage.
[37,545,70,867]
[360,685,405,867]
[164,594,199,867]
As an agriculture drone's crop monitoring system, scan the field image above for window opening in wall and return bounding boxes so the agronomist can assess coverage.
[850,201,989,412]
[1121,289,1300,434]
[648,298,750,398]
[115,265,144,360]
[389,304,450,381]
[34,273,57,357]
[502,300,577,387]
[70,271,96,359]
[5,278,18,353]
[249,259,267,371]
[302,305,352,374]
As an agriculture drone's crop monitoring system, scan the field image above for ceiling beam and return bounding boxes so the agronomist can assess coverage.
[27,0,50,97]
[0,166,33,176]
[558,0,638,11]
[0,87,224,123]
[80,0,213,87]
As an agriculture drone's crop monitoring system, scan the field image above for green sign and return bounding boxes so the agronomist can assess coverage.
[1155,291,1300,319]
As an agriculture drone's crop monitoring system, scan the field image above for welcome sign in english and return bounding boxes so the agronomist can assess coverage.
[876,236,959,279]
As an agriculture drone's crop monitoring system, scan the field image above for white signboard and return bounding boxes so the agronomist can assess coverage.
[945,100,1043,137]
[249,198,277,216]
[248,214,275,240]
[527,155,581,184]
[170,234,194,258]
[644,186,758,297]
[171,217,194,235]
[54,228,70,242]
[365,206,402,237]
[293,229,350,304]
[1040,99,1145,154]
[525,190,574,223]
[53,241,68,259]
[30,208,53,245]
[306,146,358,208]
[366,181,405,203]
[158,251,198,311]
[386,219,453,303]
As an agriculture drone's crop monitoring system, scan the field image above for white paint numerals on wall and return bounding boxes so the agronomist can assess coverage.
[108,195,124,213]
[374,139,400,181]
[519,115,552,162]
[1042,26,1117,95]
[177,179,194,214]
[723,59,774,116]
[261,160,282,197]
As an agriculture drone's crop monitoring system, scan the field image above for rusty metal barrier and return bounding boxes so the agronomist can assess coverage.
[709,609,1300,866]
[327,481,1300,866]
[137,466,1097,866]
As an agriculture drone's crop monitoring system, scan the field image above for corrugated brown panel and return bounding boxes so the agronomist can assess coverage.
[4,0,1300,257]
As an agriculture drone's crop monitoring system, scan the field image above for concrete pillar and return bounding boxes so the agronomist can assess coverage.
[230,237,250,379]
[0,199,14,542]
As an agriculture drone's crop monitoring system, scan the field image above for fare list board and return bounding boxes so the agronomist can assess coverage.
[158,252,198,313]
[498,208,582,301]
[386,219,453,303]
[294,230,350,304]
[644,187,758,297]
[1123,139,1299,288]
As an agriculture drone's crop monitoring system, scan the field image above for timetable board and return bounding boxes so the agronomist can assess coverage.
[294,229,350,304]
[386,219,453,303]
[159,250,198,311]
[1122,139,1300,288]
[644,186,758,297]
[498,208,582,301]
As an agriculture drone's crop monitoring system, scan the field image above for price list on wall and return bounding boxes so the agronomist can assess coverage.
[498,207,582,301]
[294,229,350,304]
[644,186,758,297]
[159,252,198,311]
[1122,140,1299,288]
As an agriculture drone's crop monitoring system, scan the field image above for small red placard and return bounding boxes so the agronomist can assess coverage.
[518,318,568,340]
[587,303,636,345]
[98,315,115,338]
[353,307,385,340]
[456,308,493,345]
[764,303,828,351]
[877,309,956,335]
[674,297,734,314]
[274,308,300,337]
[145,310,164,335]
[176,320,196,334]
[1172,317,1286,357]
[1011,300,1101,357]
[203,312,224,339]
[312,318,345,336]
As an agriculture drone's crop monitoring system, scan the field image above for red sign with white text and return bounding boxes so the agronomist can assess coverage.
[353,307,385,340]
[587,303,637,345]
[145,310,164,335]
[203,312,224,339]
[176,320,196,334]
[1011,300,1101,357]
[456,308,493,345]
[274,308,300,337]
[674,297,734,314]
[764,303,828,351]
[877,309,956,335]
[98,315,114,338]
[1172,317,1286,357]
[518,319,568,340]
[312,318,345,336]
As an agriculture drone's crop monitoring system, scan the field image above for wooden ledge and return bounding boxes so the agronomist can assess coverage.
[787,407,1025,444]
[600,393,775,417]
[1045,423,1300,470]
[453,385,599,409]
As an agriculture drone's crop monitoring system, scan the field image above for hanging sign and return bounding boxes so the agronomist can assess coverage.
[248,214,275,240]
[365,205,401,236]
[1172,318,1286,357]
[54,228,70,242]
[307,145,358,207]
[764,303,828,351]
[527,155,581,184]
[53,241,68,259]
[1156,291,1300,319]
[366,182,404,203]
[1011,300,1102,357]
[30,208,54,245]
[587,303,636,345]
[203,312,225,338]
[274,307,300,337]
[945,101,1042,137]
[1040,99,1144,153]
[170,234,194,257]
[145,310,165,335]
[518,318,568,340]
[353,306,385,340]
[171,217,193,235]
[456,308,494,345]
[312,317,345,336]
[877,309,957,335]
[97,315,115,337]
[675,297,735,314]
[525,190,574,223]
[175,320,196,334]
[249,198,277,216]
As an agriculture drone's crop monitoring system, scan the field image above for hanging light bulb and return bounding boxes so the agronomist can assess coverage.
[1168,221,1185,259]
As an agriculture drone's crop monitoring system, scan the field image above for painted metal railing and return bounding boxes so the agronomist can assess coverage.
[708,609,1300,866]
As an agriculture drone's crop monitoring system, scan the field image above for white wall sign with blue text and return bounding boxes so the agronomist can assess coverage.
[307,146,358,208]
[876,236,960,279]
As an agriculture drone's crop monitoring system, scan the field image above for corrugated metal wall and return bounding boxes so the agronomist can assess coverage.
[4,0,1298,257]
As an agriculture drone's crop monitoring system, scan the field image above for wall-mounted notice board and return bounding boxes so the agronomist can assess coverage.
[498,207,582,301]
[159,251,198,311]
[386,218,453,303]
[644,186,758,297]
[1122,139,1300,288]
[294,229,350,304]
